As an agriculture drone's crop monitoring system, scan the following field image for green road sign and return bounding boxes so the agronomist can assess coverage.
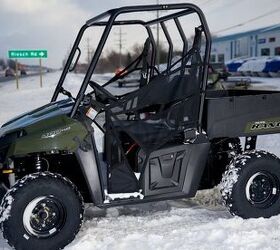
[8,50,48,58]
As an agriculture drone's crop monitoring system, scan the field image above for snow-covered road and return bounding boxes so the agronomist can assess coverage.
[1,72,280,250]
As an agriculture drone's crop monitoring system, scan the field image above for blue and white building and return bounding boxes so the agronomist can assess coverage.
[210,24,280,63]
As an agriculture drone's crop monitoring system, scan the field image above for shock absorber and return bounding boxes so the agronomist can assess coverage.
[35,154,42,171]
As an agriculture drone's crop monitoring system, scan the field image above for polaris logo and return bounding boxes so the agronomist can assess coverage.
[41,126,71,139]
[250,121,280,131]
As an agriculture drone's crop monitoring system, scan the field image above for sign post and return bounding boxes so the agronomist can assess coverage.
[15,59,19,90]
[39,58,42,88]
[8,50,48,89]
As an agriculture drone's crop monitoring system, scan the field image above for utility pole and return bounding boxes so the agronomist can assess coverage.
[86,38,92,65]
[115,27,126,68]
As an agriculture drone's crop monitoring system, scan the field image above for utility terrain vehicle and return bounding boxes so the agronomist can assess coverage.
[1,3,280,250]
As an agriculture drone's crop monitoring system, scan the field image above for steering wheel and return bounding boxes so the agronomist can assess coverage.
[89,80,117,103]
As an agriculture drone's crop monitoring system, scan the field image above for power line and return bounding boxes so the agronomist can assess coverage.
[214,7,280,34]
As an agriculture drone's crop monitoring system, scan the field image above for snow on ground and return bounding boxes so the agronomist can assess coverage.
[1,73,280,249]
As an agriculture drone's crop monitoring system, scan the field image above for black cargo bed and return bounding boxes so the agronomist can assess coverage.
[204,89,280,138]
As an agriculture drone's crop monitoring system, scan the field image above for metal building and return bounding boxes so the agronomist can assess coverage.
[210,24,280,63]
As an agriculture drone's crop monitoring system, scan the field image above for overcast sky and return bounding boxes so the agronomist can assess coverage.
[0,0,280,68]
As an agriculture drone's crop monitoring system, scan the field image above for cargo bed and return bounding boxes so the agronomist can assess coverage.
[204,89,280,138]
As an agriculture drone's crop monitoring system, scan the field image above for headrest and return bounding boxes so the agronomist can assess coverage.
[142,37,151,57]
[192,26,203,50]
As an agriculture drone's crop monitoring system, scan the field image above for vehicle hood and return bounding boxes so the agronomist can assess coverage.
[0,99,74,138]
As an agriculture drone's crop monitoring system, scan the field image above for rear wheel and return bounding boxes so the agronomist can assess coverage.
[0,172,84,250]
[220,151,280,218]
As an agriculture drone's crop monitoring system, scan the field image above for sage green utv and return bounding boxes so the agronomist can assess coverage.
[1,3,280,250]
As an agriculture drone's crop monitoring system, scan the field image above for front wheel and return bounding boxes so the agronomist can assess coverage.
[219,151,280,218]
[0,172,84,250]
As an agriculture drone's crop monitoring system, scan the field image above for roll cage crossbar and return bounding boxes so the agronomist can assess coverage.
[51,3,211,133]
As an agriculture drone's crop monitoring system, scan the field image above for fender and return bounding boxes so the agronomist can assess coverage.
[4,115,88,160]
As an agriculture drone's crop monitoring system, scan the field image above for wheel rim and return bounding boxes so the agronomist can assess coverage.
[23,196,66,238]
[245,172,279,207]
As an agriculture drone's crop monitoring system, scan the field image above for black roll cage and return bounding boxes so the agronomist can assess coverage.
[51,3,211,133]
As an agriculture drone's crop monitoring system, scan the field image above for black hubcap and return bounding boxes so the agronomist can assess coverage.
[23,196,66,238]
[246,172,279,207]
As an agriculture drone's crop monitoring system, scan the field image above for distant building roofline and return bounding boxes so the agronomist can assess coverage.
[213,24,280,43]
